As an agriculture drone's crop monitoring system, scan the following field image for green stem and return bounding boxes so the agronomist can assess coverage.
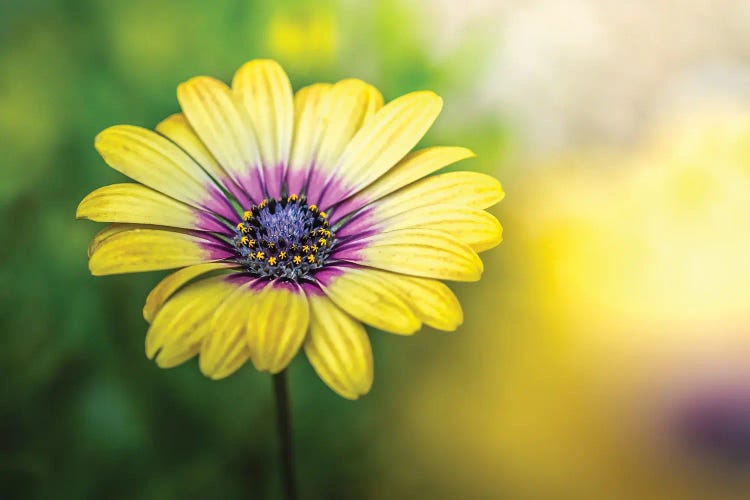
[272,370,297,500]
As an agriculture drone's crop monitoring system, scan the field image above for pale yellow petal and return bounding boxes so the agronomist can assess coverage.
[369,171,505,221]
[88,228,226,276]
[367,204,503,253]
[143,262,240,323]
[199,340,251,380]
[332,146,475,220]
[287,83,332,195]
[246,280,310,373]
[156,113,231,186]
[363,269,464,331]
[304,293,373,399]
[177,76,265,201]
[316,266,421,334]
[95,125,214,208]
[87,223,141,258]
[304,80,383,203]
[345,228,483,282]
[199,278,262,379]
[318,91,443,209]
[314,79,383,173]
[76,183,201,230]
[232,59,293,197]
[146,276,237,368]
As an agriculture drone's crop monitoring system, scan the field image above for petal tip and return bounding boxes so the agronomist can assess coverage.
[327,383,370,400]
[490,178,506,204]
[156,112,184,131]
[145,335,159,360]
[88,258,103,276]
[413,90,443,110]
[463,147,477,159]
[93,126,117,151]
[75,199,89,220]
[338,391,361,401]
[142,305,155,324]
[388,318,423,336]
[177,76,222,96]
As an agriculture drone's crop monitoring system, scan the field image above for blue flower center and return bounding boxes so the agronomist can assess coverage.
[231,194,336,280]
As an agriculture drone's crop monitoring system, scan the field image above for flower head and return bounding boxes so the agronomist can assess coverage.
[77,59,504,399]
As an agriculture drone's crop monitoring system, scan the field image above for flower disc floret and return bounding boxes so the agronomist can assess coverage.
[231,194,335,280]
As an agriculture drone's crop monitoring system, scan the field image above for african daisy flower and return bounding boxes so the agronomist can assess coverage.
[77,59,504,399]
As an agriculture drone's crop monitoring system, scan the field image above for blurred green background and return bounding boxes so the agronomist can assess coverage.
[3,0,750,499]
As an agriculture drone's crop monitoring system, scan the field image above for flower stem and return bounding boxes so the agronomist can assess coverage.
[272,370,297,500]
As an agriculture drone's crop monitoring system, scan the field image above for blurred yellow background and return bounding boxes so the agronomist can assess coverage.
[2,0,750,498]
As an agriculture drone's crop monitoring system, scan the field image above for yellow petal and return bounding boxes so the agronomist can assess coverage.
[155,113,232,188]
[367,204,503,253]
[345,228,483,282]
[87,223,140,258]
[95,125,214,208]
[369,171,505,221]
[177,76,265,202]
[315,80,383,173]
[287,83,332,195]
[246,280,310,373]
[200,336,251,380]
[76,183,201,229]
[304,293,373,399]
[364,269,464,331]
[146,276,237,368]
[318,91,443,209]
[316,266,421,334]
[200,278,262,379]
[232,59,294,198]
[332,146,475,221]
[305,79,383,203]
[88,228,225,276]
[143,262,240,323]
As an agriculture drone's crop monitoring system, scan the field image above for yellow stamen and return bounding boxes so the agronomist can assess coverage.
[288,194,298,202]
[318,238,327,246]
[319,211,327,219]
[292,255,302,264]
[311,244,318,252]
[243,211,253,221]
[256,251,265,260]
[309,204,318,212]
[307,254,315,263]
[236,223,248,233]
[278,251,287,259]
[240,236,250,246]
[302,245,310,253]
[268,256,277,266]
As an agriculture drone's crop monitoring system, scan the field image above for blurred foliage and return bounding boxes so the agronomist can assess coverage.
[0,0,506,498]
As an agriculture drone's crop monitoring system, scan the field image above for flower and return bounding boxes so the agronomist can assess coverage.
[77,59,504,399]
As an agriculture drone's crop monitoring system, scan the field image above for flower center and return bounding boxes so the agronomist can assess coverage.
[231,194,335,280]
